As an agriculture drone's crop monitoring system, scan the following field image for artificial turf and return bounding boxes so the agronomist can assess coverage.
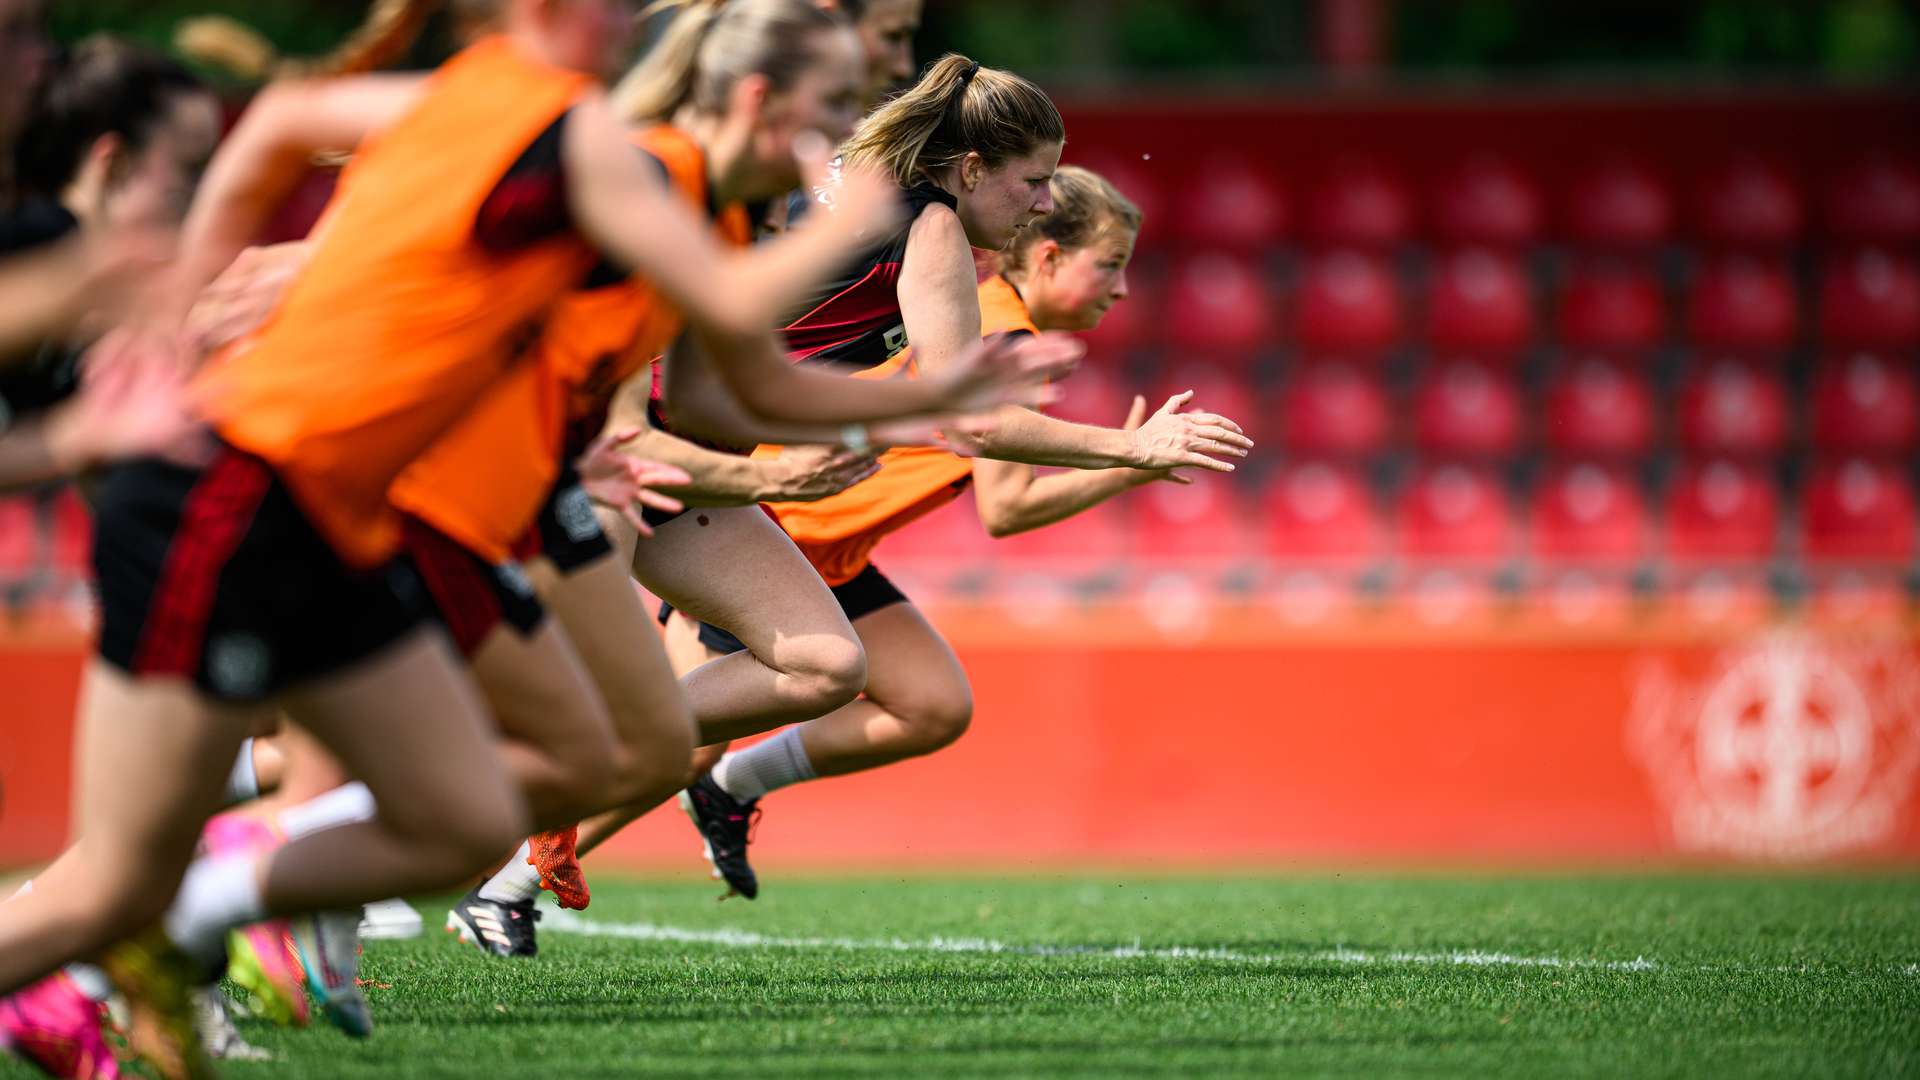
[9,873,1917,1078]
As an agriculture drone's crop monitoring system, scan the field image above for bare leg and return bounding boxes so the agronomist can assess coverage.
[792,601,973,776]
[627,506,866,743]
[0,665,259,992]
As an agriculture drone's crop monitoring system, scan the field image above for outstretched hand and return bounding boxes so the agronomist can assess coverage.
[1126,389,1253,474]
[577,428,692,538]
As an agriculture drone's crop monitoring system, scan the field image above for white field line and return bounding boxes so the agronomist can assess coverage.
[541,909,1662,973]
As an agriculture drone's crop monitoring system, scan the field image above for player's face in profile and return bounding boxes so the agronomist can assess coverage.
[754,28,865,192]
[1041,227,1136,332]
[855,0,920,104]
[102,89,223,231]
[547,0,641,81]
[963,141,1062,251]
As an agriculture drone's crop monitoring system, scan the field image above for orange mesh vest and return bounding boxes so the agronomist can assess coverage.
[764,273,1040,585]
[197,36,596,568]
[386,123,751,559]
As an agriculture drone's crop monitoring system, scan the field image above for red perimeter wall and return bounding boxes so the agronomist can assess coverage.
[4,610,1918,870]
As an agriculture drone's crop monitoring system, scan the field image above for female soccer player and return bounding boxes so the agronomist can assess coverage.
[610,58,1246,898]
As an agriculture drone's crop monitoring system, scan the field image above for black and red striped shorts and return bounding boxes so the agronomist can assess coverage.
[509,461,613,575]
[93,447,428,703]
[401,516,545,658]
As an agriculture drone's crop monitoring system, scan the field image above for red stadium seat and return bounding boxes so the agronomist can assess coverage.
[1410,360,1524,458]
[49,489,90,580]
[1292,250,1402,358]
[1542,358,1656,457]
[1664,458,1779,564]
[1162,251,1276,353]
[1262,460,1382,565]
[1810,351,1918,455]
[1396,463,1515,562]
[1675,359,1790,456]
[1818,248,1920,348]
[1685,255,1797,351]
[1531,462,1649,564]
[1693,156,1804,250]
[1130,479,1252,561]
[1151,362,1256,437]
[1557,264,1665,351]
[0,497,36,582]
[1823,155,1920,248]
[1564,157,1674,250]
[1274,361,1390,457]
[1424,248,1533,356]
[1800,457,1917,564]
[1178,156,1286,250]
[1303,158,1413,249]
[1430,154,1544,248]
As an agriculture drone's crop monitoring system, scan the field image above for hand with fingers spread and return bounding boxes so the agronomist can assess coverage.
[928,331,1083,416]
[577,428,692,538]
[186,241,311,358]
[1125,389,1254,474]
[762,444,881,503]
[50,329,212,471]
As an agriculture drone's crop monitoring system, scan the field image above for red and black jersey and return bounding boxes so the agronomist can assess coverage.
[780,182,958,369]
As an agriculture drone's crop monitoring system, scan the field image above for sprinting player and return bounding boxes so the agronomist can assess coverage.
[0,0,976,1073]
[593,60,1243,899]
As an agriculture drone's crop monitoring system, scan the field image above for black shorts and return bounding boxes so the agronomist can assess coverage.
[93,447,428,703]
[655,562,908,655]
[403,516,545,658]
[510,462,613,574]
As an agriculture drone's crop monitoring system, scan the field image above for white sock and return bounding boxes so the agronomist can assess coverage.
[63,963,112,1003]
[711,728,815,802]
[162,853,265,969]
[477,842,540,905]
[221,738,259,805]
[276,782,376,842]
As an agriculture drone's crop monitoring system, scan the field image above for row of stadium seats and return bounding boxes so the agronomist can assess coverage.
[874,456,1917,570]
[1076,151,1920,252]
[1079,246,1920,355]
[1053,355,1919,459]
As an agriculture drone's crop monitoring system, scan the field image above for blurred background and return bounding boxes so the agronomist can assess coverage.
[3,1,1918,873]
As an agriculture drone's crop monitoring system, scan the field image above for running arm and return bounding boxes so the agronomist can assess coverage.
[968,395,1178,537]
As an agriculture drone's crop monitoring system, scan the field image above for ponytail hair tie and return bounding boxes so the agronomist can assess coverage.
[960,60,980,86]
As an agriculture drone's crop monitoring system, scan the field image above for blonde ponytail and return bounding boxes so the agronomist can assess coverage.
[615,0,848,125]
[176,0,441,81]
[839,53,1062,187]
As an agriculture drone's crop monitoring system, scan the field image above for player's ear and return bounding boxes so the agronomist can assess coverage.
[960,151,985,192]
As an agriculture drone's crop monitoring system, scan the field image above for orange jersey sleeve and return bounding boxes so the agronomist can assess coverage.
[765,274,1041,585]
[196,36,597,569]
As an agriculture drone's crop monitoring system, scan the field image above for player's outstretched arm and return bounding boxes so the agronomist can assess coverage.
[970,394,1192,538]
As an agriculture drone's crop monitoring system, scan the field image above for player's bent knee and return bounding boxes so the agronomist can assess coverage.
[900,689,974,754]
[781,634,868,714]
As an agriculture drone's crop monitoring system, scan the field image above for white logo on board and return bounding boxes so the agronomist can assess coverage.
[1628,635,1920,859]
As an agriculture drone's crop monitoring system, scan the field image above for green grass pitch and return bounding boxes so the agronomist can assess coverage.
[9,873,1918,1078]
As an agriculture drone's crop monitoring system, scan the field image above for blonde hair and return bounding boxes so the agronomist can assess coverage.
[838,53,1062,187]
[1001,164,1141,278]
[176,0,444,81]
[615,0,849,124]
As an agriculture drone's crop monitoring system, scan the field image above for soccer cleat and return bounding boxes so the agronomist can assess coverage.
[679,775,761,899]
[527,826,590,911]
[288,910,373,1038]
[357,898,423,941]
[0,972,119,1079]
[192,988,270,1062]
[100,928,214,1080]
[444,888,540,958]
[224,923,308,1029]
